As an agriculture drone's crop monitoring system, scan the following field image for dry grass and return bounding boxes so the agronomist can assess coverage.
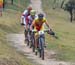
[0,10,35,65]
[42,0,75,62]
[0,0,36,65]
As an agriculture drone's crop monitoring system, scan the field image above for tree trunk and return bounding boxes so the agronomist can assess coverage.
[69,10,73,22]
[3,0,5,9]
[60,0,65,8]
[73,9,75,20]
[53,0,56,9]
[11,0,13,5]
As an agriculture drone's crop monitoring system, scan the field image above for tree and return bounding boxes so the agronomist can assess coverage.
[53,0,57,9]
[65,0,75,22]
[53,0,65,9]
[3,0,5,9]
[60,0,65,8]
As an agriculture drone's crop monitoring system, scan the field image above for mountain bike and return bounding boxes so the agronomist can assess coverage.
[25,25,32,47]
[32,29,58,60]
[32,29,50,60]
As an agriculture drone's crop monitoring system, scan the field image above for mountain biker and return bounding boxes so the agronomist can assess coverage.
[21,6,32,25]
[30,13,52,52]
[27,10,37,29]
[20,6,32,41]
[25,10,38,46]
[25,10,37,42]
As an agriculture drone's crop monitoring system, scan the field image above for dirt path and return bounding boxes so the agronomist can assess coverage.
[7,0,73,65]
[7,34,71,65]
[30,0,43,13]
[30,0,46,16]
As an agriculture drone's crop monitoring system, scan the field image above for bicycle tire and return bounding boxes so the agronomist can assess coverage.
[41,48,44,60]
[27,32,30,46]
[39,35,45,60]
[31,33,35,52]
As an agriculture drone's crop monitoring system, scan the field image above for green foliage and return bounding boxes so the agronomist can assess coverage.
[5,0,30,12]
[42,0,75,61]
[64,0,75,11]
[42,0,68,9]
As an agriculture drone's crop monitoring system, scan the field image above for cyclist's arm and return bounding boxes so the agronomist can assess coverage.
[30,20,35,30]
[22,10,28,19]
[21,16,25,25]
[45,21,52,30]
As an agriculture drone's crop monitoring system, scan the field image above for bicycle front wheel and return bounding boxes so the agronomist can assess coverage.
[39,36,45,60]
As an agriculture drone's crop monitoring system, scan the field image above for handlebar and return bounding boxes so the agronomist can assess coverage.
[31,29,50,33]
[31,29,58,39]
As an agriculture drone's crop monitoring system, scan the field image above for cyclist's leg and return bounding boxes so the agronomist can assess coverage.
[28,25,32,41]
[35,33,39,48]
[25,16,31,41]
[24,25,28,41]
[40,26,46,48]
[33,28,39,52]
[34,33,39,55]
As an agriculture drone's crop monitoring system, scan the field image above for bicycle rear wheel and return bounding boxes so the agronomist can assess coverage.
[27,32,30,46]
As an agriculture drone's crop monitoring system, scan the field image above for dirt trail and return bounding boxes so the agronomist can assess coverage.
[31,0,43,13]
[7,34,71,65]
[30,0,46,16]
[7,0,73,65]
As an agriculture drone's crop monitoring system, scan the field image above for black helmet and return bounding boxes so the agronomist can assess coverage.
[38,13,44,19]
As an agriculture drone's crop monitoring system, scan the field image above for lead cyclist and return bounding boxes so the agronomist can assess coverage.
[30,13,52,52]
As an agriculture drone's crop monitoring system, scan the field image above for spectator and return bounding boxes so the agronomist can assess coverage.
[0,0,3,16]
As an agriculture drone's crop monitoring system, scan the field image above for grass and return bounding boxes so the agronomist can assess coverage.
[42,0,75,62]
[0,0,36,65]
[5,0,30,12]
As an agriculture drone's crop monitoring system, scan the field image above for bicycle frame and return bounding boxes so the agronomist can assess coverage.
[32,29,49,60]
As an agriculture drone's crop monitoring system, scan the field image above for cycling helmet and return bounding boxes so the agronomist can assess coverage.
[38,13,44,19]
[30,10,36,15]
[27,6,32,11]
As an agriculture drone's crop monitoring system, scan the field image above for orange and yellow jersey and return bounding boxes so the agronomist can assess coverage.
[0,0,3,7]
[33,17,47,31]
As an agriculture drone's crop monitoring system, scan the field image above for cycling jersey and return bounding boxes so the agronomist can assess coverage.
[21,10,30,25]
[22,10,30,17]
[27,15,37,25]
[33,17,47,31]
